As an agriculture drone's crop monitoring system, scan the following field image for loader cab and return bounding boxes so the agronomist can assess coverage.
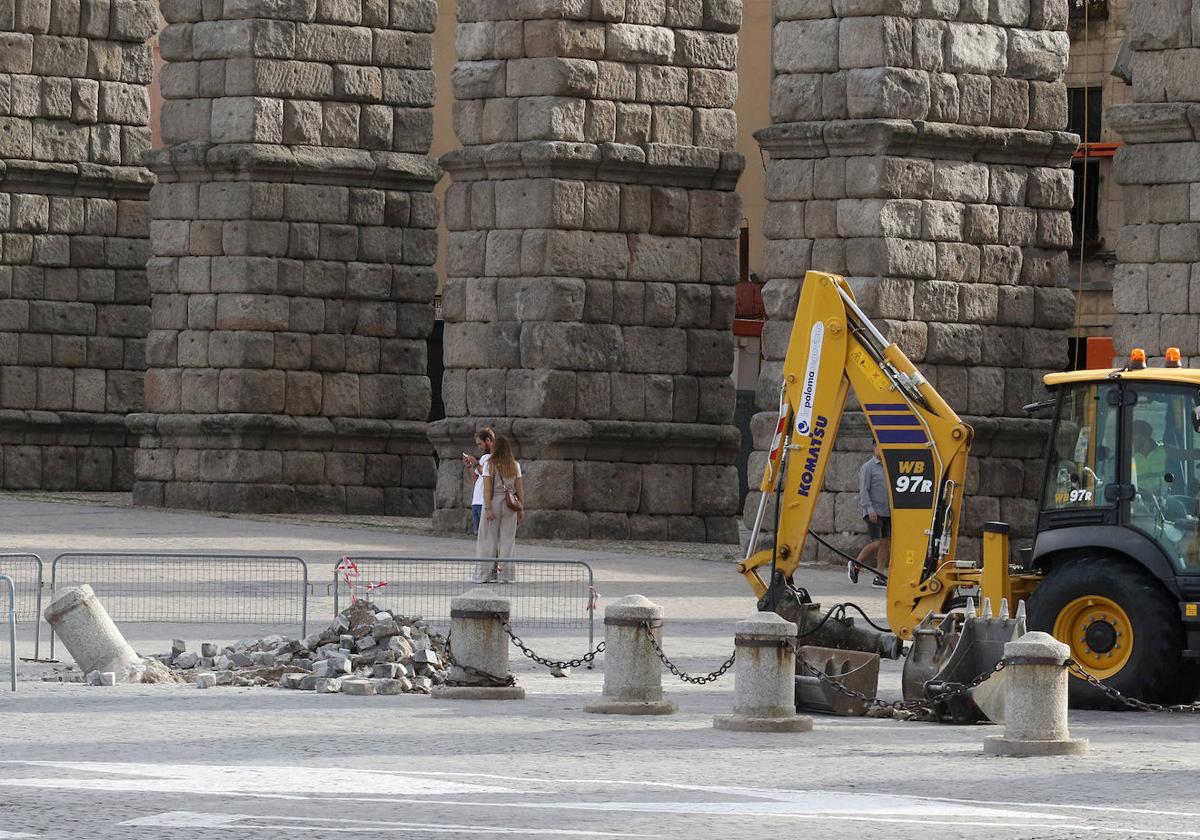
[1032,357,1200,707]
[1039,361,1200,578]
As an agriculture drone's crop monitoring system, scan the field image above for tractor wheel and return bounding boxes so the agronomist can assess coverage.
[1027,556,1184,710]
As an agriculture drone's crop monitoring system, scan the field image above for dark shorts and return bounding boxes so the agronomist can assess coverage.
[865,515,891,540]
[472,504,483,533]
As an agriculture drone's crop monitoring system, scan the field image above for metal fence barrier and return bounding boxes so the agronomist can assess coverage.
[1,575,14,691]
[0,554,44,658]
[334,556,597,652]
[49,553,309,658]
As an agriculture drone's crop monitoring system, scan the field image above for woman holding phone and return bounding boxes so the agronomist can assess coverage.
[474,435,524,582]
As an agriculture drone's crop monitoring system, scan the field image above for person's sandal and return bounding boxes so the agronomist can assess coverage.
[871,575,887,588]
[847,560,860,584]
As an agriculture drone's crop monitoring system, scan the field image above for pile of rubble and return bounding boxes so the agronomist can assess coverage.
[158,601,450,696]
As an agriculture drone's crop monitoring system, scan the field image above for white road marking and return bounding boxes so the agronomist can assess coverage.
[0,762,512,797]
[419,770,1200,823]
[122,811,656,837]
[3,761,1197,837]
[0,832,37,838]
[923,794,1200,820]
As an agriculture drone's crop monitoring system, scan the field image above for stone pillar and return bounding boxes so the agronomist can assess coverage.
[431,0,745,542]
[131,0,440,513]
[586,594,676,714]
[1110,0,1200,362]
[0,0,156,490]
[746,0,1078,560]
[714,610,812,732]
[983,630,1088,755]
[431,586,525,700]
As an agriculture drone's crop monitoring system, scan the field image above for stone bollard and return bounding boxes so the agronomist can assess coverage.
[585,595,676,715]
[431,588,525,700]
[714,612,813,732]
[984,631,1088,756]
[44,585,140,679]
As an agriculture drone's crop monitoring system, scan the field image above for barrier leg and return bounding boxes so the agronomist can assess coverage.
[431,587,525,700]
[714,611,813,732]
[984,631,1088,756]
[586,595,676,715]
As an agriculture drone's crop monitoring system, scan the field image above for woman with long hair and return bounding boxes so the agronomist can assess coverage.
[474,435,524,581]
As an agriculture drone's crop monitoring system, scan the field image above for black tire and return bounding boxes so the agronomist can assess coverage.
[1026,556,1184,710]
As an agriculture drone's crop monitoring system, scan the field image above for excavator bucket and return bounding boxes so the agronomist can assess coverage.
[901,598,1025,723]
[794,645,880,716]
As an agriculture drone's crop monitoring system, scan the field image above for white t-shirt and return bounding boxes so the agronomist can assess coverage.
[471,453,491,506]
[481,460,522,491]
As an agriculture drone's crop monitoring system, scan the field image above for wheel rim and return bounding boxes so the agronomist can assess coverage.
[1052,595,1134,679]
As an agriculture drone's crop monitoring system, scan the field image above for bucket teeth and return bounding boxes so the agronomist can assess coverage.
[1015,599,1027,620]
[1000,598,1009,620]
[965,597,976,617]
[982,597,993,618]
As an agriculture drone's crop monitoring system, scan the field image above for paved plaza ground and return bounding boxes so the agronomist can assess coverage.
[0,493,1198,839]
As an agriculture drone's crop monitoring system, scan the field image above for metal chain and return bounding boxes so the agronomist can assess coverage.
[1065,659,1200,713]
[800,655,1200,715]
[640,621,736,685]
[501,621,606,670]
[797,656,1006,714]
[442,631,517,688]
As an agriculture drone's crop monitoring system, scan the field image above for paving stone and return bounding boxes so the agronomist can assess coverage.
[372,678,408,695]
[341,679,376,696]
[314,677,342,693]
[194,672,217,688]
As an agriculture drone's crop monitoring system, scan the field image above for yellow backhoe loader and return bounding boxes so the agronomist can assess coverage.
[740,270,1200,716]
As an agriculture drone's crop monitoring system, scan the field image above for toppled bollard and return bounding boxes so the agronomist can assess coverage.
[714,612,813,732]
[431,588,525,700]
[585,595,676,715]
[44,585,141,680]
[984,631,1088,757]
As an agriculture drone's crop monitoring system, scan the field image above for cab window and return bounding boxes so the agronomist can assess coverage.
[1043,383,1117,511]
[1127,384,1200,572]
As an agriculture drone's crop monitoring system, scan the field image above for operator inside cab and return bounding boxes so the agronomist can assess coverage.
[1131,419,1167,500]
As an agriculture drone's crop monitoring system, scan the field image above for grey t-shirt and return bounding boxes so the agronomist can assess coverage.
[859,456,890,518]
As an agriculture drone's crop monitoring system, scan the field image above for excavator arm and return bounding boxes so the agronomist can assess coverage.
[739,271,975,640]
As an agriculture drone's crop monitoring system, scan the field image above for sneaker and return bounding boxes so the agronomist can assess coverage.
[871,576,887,588]
[847,561,860,584]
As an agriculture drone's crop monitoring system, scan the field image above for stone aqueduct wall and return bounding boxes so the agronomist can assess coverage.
[0,0,1096,542]
[747,0,1078,559]
[1111,0,1200,362]
[129,0,440,513]
[430,0,745,541]
[0,0,156,490]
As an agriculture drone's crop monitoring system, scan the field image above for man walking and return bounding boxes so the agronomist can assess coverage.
[849,442,890,588]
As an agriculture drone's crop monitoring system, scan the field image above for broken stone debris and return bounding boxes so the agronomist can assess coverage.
[156,601,449,695]
[194,673,217,689]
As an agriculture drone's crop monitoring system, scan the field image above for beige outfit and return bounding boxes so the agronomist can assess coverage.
[474,462,521,581]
